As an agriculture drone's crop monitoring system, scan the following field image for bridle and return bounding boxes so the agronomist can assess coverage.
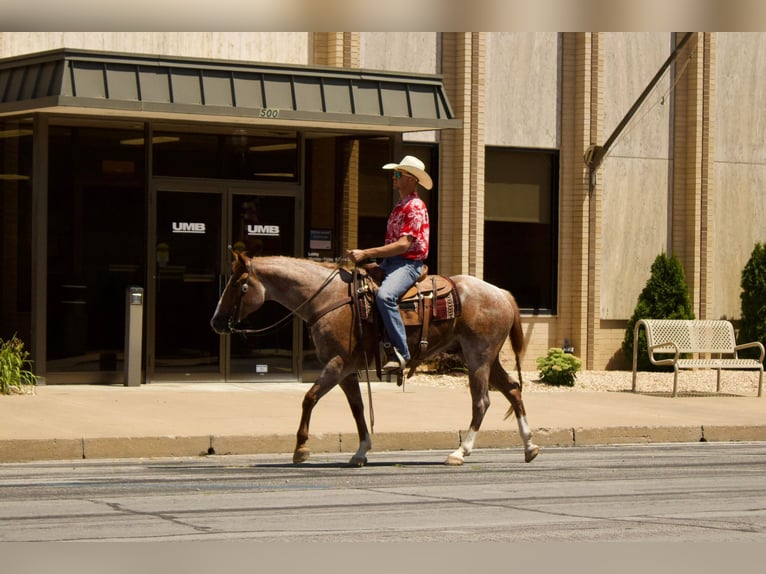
[227,257,343,335]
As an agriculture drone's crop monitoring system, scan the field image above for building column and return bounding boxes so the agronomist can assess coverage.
[312,33,361,253]
[559,33,604,370]
[312,32,359,68]
[439,32,485,277]
[671,32,715,320]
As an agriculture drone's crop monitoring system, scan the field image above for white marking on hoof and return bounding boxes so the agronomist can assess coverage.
[348,435,371,467]
[446,453,465,466]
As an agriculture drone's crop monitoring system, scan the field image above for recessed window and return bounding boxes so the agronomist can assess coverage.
[484,147,558,314]
[152,131,299,181]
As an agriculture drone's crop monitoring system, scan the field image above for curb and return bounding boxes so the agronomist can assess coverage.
[3,425,766,463]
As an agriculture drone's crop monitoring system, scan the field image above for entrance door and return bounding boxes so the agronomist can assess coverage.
[150,187,299,382]
[152,190,223,380]
[227,193,297,380]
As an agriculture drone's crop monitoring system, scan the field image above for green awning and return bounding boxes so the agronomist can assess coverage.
[0,49,461,132]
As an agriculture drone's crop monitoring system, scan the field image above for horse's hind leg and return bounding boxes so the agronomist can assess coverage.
[490,359,539,462]
[339,375,371,467]
[446,364,491,466]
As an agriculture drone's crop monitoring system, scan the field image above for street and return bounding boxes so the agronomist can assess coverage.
[1,442,766,543]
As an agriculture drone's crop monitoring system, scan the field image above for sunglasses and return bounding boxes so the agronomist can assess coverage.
[394,170,413,179]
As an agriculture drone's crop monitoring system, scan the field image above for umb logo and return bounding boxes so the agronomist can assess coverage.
[247,224,280,237]
[172,222,206,234]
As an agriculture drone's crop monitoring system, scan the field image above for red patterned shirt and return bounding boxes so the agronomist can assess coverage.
[385,193,430,260]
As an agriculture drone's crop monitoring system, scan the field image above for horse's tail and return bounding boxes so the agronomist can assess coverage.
[507,291,525,390]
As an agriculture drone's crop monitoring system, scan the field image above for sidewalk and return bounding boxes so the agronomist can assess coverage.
[1,380,765,463]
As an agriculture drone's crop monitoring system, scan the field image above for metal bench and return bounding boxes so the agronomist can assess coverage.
[631,319,764,397]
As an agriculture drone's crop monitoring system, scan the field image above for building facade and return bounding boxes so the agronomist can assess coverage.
[1,32,764,384]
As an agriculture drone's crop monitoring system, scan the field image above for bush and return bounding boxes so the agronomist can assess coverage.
[738,242,766,360]
[621,252,695,371]
[536,348,581,387]
[0,335,37,395]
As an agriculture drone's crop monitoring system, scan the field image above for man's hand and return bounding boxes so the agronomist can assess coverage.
[346,249,367,264]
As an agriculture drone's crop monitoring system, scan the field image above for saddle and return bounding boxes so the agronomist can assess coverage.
[350,263,462,381]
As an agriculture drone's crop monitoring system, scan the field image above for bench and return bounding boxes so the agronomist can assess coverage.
[631,319,764,397]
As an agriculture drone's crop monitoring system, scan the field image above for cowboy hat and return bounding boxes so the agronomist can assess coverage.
[382,155,433,190]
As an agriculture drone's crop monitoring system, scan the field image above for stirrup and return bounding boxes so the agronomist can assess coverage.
[382,348,407,373]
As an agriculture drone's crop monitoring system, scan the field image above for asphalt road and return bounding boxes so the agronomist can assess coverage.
[2,442,766,543]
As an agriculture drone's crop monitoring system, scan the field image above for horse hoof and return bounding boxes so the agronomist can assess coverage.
[293,447,310,464]
[445,455,464,466]
[525,445,540,463]
[349,456,367,467]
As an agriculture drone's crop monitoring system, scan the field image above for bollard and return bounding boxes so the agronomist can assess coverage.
[124,286,144,386]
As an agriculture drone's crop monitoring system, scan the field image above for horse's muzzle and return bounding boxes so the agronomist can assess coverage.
[210,314,232,334]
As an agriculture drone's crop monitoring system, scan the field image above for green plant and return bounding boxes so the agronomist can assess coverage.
[738,242,766,360]
[622,252,695,371]
[536,348,581,387]
[0,335,37,395]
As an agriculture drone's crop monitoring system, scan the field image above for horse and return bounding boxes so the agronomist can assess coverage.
[210,252,540,467]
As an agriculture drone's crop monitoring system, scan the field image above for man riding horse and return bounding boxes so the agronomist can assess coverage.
[346,155,432,375]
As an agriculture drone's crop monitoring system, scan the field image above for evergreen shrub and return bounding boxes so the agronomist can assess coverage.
[738,242,766,361]
[621,253,695,371]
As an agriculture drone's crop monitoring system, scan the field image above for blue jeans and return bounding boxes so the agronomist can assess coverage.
[377,256,424,361]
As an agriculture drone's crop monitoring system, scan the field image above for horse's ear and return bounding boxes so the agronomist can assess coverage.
[233,250,252,267]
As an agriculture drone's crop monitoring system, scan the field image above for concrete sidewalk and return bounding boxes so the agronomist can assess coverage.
[1,380,765,463]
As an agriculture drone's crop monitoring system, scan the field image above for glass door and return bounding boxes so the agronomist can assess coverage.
[152,190,223,380]
[149,186,300,382]
[227,193,297,380]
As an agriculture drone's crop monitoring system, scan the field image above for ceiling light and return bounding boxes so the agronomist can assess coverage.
[249,143,297,152]
[0,129,33,139]
[120,136,180,146]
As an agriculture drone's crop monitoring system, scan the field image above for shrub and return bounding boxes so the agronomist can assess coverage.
[0,334,37,395]
[536,348,581,387]
[621,252,695,371]
[738,242,766,360]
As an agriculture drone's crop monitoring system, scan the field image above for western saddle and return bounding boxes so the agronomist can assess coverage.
[349,263,462,384]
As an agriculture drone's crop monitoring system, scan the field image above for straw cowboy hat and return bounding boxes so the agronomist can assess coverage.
[382,155,433,190]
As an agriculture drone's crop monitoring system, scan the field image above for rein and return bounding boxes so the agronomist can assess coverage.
[228,258,343,336]
[225,255,377,434]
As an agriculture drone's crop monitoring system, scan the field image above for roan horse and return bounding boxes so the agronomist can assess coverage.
[210,252,539,466]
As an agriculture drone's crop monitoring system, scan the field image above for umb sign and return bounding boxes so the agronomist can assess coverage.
[248,224,280,237]
[172,222,206,234]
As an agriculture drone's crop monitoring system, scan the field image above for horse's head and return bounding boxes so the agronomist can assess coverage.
[210,251,266,334]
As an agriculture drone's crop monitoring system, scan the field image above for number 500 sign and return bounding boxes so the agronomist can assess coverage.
[259,108,280,118]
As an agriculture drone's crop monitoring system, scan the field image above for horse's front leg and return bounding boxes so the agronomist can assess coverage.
[447,365,491,466]
[339,374,371,467]
[294,356,343,464]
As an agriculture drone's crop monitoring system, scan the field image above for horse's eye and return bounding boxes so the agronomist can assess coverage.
[241,283,249,294]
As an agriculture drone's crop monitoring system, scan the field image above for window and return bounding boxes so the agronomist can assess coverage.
[0,118,33,343]
[483,147,558,314]
[357,139,438,274]
[46,126,146,372]
[153,130,299,182]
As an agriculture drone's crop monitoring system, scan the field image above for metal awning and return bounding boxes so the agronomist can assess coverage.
[0,49,461,132]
